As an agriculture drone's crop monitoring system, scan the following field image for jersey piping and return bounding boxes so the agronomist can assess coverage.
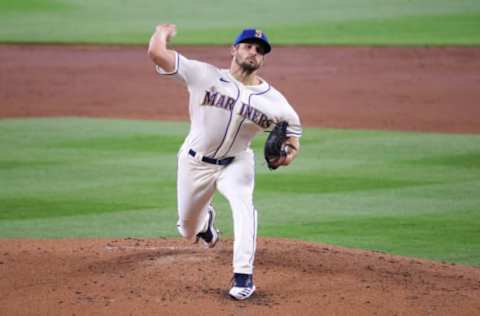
[223,83,272,157]
[212,78,241,158]
[155,53,180,76]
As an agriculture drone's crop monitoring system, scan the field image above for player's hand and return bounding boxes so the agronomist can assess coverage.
[155,24,177,42]
[269,144,296,168]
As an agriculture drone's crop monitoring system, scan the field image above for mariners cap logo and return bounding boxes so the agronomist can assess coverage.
[233,28,272,54]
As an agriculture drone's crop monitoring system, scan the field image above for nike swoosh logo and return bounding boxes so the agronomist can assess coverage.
[219,77,229,83]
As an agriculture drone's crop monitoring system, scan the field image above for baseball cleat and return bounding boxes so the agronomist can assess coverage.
[229,273,256,300]
[195,205,219,248]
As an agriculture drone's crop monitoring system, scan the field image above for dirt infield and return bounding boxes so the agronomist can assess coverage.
[1,238,480,316]
[2,45,480,133]
[1,44,480,315]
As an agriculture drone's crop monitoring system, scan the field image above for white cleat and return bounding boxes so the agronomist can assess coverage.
[229,273,256,300]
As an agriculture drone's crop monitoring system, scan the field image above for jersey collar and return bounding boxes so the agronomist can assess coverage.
[222,69,269,92]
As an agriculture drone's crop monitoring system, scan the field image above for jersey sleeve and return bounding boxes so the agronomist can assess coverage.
[284,109,303,138]
[273,90,303,138]
[155,52,208,87]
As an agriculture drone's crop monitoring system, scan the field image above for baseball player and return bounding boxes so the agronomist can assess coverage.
[148,24,302,300]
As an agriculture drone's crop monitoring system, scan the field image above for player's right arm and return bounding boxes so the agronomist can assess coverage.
[148,24,177,73]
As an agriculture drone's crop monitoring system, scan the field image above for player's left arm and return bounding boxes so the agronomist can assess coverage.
[280,107,302,167]
[269,94,302,168]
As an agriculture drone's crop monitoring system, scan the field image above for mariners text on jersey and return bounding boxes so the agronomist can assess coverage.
[238,102,272,129]
[201,88,236,112]
[201,88,273,129]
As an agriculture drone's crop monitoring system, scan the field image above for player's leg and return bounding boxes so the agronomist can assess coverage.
[176,149,218,240]
[217,149,257,274]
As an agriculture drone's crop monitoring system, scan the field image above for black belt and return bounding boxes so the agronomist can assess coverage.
[188,149,234,166]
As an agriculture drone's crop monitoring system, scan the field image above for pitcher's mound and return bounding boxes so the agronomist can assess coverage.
[1,238,479,315]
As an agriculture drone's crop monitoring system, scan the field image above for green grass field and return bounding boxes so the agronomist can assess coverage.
[1,118,479,266]
[0,0,479,45]
[1,0,479,268]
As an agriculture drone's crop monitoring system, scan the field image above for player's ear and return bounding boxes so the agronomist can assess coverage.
[231,45,238,56]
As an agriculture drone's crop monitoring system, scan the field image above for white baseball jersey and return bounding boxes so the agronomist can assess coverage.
[156,51,302,275]
[156,53,303,158]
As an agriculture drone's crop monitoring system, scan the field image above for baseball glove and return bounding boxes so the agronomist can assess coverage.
[264,121,289,170]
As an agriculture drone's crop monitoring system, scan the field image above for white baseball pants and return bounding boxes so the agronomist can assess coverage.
[176,147,257,274]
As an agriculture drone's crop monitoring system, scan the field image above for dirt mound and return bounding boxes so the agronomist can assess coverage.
[1,238,479,315]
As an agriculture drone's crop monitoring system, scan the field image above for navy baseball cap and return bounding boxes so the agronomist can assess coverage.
[233,28,272,54]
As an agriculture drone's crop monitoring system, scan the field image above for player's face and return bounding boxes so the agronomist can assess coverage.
[232,42,265,72]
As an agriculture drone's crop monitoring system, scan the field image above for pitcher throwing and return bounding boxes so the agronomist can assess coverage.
[148,24,302,300]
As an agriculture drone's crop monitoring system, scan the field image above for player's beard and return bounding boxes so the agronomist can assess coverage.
[235,55,261,75]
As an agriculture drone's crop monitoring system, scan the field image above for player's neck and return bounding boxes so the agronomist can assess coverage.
[229,66,261,86]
